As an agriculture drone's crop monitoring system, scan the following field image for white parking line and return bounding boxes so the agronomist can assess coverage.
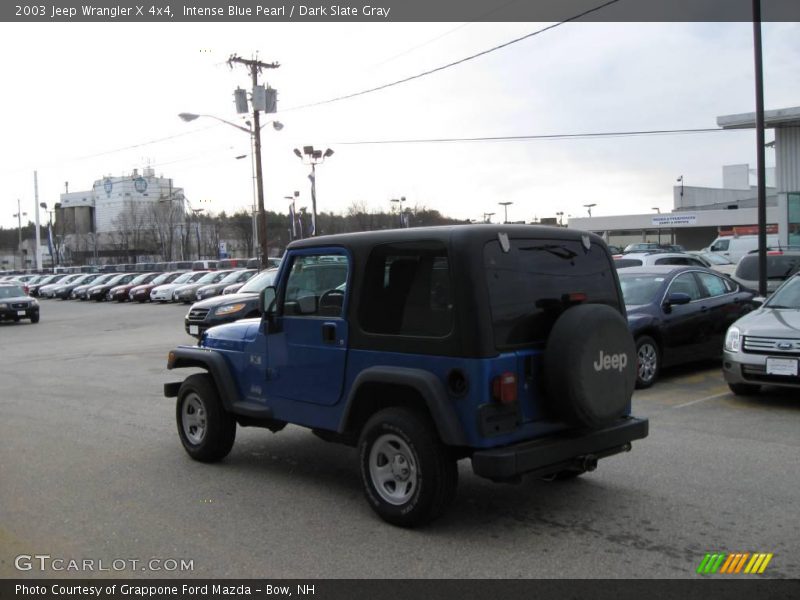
[671,390,730,409]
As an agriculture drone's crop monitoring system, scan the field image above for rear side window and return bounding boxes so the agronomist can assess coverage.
[359,242,453,337]
[736,254,800,281]
[615,258,642,268]
[696,271,731,297]
[484,237,620,349]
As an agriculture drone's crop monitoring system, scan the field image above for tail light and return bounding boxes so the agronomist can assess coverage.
[562,292,587,304]
[492,371,517,404]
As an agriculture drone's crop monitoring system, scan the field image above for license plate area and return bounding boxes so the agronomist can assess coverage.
[17,310,26,316]
[189,325,199,335]
[766,357,798,377]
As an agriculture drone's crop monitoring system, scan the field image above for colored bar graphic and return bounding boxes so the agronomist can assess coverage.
[697,552,773,575]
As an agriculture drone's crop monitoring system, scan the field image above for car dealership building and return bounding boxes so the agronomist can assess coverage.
[569,106,800,251]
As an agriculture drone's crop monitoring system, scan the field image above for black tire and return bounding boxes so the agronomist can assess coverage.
[358,407,457,527]
[30,314,40,324]
[635,335,660,389]
[729,382,760,396]
[176,373,236,463]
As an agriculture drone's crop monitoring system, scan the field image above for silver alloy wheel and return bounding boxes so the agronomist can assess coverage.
[368,433,418,506]
[181,393,207,445]
[637,342,658,384]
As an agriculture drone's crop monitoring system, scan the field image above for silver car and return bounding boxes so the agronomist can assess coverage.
[723,272,800,395]
[730,250,800,295]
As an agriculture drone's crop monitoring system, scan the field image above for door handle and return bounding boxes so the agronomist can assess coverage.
[322,323,336,343]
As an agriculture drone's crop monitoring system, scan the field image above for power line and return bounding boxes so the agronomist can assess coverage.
[336,127,728,146]
[285,0,621,112]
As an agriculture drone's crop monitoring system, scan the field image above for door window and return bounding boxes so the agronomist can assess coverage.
[667,273,702,301]
[283,255,348,317]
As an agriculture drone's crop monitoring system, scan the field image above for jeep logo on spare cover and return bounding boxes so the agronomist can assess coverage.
[594,350,629,372]
[164,224,648,527]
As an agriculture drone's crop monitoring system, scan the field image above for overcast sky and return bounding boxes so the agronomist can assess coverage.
[0,20,798,230]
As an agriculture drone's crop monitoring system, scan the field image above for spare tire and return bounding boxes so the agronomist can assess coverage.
[544,303,636,429]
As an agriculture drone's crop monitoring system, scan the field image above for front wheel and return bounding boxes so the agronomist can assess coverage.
[359,407,457,527]
[635,335,660,389]
[30,314,40,323]
[176,373,236,462]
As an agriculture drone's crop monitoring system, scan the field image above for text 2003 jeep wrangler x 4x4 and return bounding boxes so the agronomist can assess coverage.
[165,225,648,526]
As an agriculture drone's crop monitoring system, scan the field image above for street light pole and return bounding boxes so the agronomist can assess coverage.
[13,199,27,270]
[391,196,407,228]
[293,146,334,236]
[498,201,513,224]
[178,112,282,268]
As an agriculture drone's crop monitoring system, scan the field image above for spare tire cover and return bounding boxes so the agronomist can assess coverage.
[544,303,636,429]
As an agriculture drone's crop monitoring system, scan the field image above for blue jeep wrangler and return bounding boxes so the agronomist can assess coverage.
[165,225,648,526]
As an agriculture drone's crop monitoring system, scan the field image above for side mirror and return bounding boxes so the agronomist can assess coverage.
[259,285,277,315]
[665,292,691,307]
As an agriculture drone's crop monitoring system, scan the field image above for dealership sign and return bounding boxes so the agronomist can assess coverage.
[652,214,697,227]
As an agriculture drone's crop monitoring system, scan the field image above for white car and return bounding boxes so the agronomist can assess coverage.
[614,252,708,269]
[150,271,208,302]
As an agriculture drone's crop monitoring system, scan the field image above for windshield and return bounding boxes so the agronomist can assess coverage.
[765,276,800,309]
[700,252,732,266]
[196,271,226,284]
[171,272,197,284]
[618,274,665,306]
[0,285,26,298]
[240,269,278,293]
[220,270,251,284]
[130,273,155,285]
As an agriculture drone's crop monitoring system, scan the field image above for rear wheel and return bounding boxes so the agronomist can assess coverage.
[728,382,760,396]
[359,407,457,527]
[176,374,236,462]
[635,336,660,389]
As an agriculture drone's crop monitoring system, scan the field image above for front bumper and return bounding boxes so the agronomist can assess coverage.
[471,417,648,481]
[0,307,39,320]
[723,350,800,389]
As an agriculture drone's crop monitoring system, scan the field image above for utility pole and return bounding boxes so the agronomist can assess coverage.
[228,54,279,269]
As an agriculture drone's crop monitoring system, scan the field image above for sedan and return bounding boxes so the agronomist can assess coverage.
[86,273,136,301]
[172,270,236,304]
[72,273,118,300]
[129,271,185,303]
[618,266,756,388]
[52,273,103,299]
[723,272,800,395]
[107,272,159,302]
[151,271,209,303]
[0,283,40,323]
[28,274,67,297]
[39,274,84,298]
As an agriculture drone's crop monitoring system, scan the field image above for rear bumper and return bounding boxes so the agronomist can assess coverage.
[471,417,648,481]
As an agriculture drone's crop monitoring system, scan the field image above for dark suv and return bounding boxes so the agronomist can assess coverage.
[165,226,648,526]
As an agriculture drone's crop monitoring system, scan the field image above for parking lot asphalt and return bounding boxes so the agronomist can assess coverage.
[1,299,799,579]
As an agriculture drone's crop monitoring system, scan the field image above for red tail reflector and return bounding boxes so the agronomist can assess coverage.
[563,292,588,303]
[492,371,517,404]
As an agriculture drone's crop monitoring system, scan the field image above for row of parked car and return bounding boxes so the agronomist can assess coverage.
[609,245,800,393]
[3,266,282,340]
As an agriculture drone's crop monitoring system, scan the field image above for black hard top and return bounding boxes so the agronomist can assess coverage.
[287,224,605,252]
